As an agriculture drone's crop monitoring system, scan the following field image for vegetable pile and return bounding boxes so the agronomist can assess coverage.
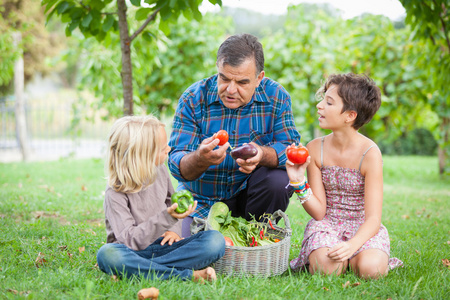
[207,202,281,247]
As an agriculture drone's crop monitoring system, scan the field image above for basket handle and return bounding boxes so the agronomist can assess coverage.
[271,210,291,231]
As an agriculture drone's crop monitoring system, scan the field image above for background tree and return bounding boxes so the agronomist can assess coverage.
[0,0,64,96]
[398,0,449,176]
[65,11,232,118]
[41,0,222,116]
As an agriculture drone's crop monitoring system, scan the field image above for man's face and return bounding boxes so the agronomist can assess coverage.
[217,58,264,109]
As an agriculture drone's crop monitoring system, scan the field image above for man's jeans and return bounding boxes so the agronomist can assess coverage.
[97,230,225,280]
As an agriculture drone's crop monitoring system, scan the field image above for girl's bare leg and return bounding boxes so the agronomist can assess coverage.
[308,248,348,275]
[349,249,389,279]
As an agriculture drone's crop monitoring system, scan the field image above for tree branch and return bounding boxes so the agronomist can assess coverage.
[437,1,450,52]
[130,8,160,42]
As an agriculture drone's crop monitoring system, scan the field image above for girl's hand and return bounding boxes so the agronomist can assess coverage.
[160,231,181,246]
[167,201,198,219]
[327,242,356,262]
[285,143,311,183]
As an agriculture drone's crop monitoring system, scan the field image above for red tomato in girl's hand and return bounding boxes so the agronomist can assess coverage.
[286,145,309,164]
[224,236,234,246]
[215,130,229,146]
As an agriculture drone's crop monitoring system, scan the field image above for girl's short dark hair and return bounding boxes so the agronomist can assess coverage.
[216,33,264,74]
[317,73,381,130]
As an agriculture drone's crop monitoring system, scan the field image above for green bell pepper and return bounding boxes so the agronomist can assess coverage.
[171,190,194,214]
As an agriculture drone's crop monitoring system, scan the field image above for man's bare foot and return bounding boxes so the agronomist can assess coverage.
[193,267,217,283]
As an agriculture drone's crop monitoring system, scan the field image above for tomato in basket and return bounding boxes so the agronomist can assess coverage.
[224,236,234,246]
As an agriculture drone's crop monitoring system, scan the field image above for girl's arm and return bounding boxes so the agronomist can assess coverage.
[303,139,327,220]
[327,146,384,261]
[285,138,327,220]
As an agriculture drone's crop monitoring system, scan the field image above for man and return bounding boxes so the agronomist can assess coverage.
[168,33,301,237]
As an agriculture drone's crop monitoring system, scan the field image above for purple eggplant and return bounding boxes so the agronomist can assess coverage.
[230,144,258,160]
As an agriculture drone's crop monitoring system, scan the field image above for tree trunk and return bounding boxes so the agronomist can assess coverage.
[117,0,133,116]
[438,116,449,176]
[13,32,30,161]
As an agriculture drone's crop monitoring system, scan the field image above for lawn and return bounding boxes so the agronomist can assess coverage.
[0,156,449,299]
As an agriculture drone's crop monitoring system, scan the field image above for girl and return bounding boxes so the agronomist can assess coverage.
[287,73,402,279]
[96,115,225,281]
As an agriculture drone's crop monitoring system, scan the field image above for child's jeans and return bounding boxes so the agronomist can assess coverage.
[96,230,225,280]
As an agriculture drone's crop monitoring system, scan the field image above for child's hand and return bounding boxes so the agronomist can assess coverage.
[167,201,198,219]
[285,143,311,183]
[327,242,356,262]
[160,231,181,245]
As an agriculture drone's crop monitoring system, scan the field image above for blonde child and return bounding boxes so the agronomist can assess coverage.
[96,115,225,281]
[287,73,402,279]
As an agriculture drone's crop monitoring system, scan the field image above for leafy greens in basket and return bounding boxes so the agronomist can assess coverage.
[207,202,280,247]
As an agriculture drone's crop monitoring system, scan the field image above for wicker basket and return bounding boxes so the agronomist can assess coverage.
[212,210,292,277]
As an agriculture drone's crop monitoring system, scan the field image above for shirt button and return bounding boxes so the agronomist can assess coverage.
[232,130,236,134]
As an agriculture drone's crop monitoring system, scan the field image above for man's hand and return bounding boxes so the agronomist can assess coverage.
[234,142,262,174]
[179,135,229,180]
[160,231,182,246]
[197,135,229,166]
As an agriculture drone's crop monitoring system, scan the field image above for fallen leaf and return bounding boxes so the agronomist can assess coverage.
[442,259,450,268]
[352,282,361,287]
[58,245,67,250]
[343,281,350,288]
[401,215,410,219]
[67,252,73,258]
[79,246,85,253]
[111,275,119,282]
[32,211,44,219]
[35,252,47,267]
[81,185,88,191]
[447,241,450,245]
[434,221,438,226]
[7,289,18,294]
[415,249,420,254]
[322,287,329,291]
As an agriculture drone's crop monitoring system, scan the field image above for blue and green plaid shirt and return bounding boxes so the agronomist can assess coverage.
[168,74,301,218]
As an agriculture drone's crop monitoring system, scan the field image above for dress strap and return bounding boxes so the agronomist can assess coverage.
[320,136,325,168]
[359,145,376,171]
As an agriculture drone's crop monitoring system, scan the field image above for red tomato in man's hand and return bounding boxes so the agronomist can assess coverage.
[224,236,234,246]
[286,145,309,164]
[215,130,229,146]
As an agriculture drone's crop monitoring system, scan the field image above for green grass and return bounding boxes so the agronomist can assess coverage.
[0,156,449,299]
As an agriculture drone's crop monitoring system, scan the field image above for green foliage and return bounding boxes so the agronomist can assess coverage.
[263,4,440,154]
[399,0,450,174]
[0,156,449,298]
[263,4,342,143]
[0,28,18,88]
[379,128,438,155]
[133,13,232,115]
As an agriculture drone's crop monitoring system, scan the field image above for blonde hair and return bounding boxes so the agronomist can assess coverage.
[106,115,165,193]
